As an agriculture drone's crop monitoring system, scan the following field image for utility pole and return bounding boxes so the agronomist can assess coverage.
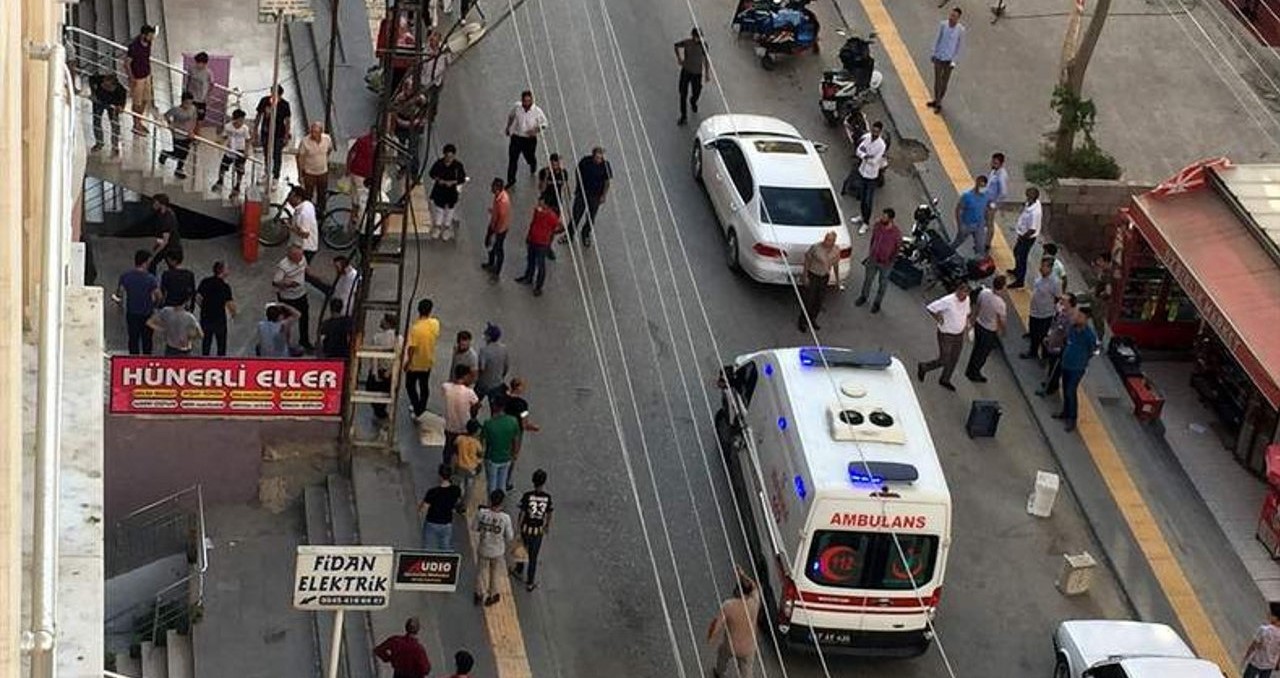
[1054,0,1113,160]
[322,0,340,136]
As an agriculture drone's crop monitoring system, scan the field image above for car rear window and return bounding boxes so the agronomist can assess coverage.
[805,530,939,590]
[759,187,840,226]
[753,140,808,154]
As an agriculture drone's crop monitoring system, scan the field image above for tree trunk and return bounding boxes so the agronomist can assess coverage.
[1053,0,1113,163]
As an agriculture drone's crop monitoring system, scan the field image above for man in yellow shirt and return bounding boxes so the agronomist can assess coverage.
[404,298,441,418]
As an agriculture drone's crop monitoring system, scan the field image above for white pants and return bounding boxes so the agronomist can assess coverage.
[430,203,456,238]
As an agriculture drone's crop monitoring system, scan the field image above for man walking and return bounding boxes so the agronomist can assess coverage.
[285,186,319,264]
[184,52,213,127]
[114,250,160,355]
[442,364,480,466]
[296,121,334,214]
[123,26,155,134]
[404,298,441,419]
[419,464,462,551]
[983,152,1009,251]
[675,27,710,126]
[512,469,553,591]
[856,207,901,313]
[926,7,965,112]
[964,275,1007,382]
[331,255,359,315]
[483,178,511,281]
[88,72,126,154]
[515,197,560,296]
[567,147,612,248]
[1053,306,1099,433]
[148,194,183,275]
[797,231,841,333]
[1007,187,1042,288]
[505,90,547,187]
[845,122,887,233]
[428,143,468,240]
[474,489,514,607]
[272,245,312,350]
[1022,257,1061,360]
[158,91,199,180]
[212,109,251,198]
[917,282,971,391]
[373,618,431,678]
[475,323,509,403]
[952,175,988,255]
[253,85,292,182]
[480,397,521,497]
[1242,602,1280,678]
[706,565,762,678]
[195,261,236,356]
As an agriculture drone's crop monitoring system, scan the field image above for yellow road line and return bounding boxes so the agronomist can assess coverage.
[855,0,1238,672]
[464,472,534,678]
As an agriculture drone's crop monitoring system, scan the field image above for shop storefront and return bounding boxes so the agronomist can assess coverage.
[1110,160,1280,476]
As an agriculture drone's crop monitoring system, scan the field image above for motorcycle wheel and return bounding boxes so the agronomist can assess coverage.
[761,54,776,70]
[821,107,839,126]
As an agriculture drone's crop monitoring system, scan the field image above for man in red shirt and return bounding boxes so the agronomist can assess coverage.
[855,207,903,314]
[514,198,560,296]
[373,617,431,678]
[347,126,376,184]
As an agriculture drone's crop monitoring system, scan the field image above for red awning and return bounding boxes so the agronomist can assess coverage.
[1131,190,1280,409]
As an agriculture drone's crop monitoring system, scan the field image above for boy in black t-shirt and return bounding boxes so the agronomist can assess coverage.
[512,469,553,591]
[419,464,463,552]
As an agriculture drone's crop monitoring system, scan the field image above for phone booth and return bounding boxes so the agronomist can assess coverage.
[1257,444,1280,559]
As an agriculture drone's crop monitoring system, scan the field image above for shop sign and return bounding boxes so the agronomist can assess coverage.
[109,356,346,417]
[293,546,394,610]
[393,551,462,592]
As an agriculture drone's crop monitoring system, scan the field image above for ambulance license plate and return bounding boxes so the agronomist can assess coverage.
[814,630,853,645]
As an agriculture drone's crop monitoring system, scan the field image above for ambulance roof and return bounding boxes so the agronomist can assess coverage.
[749,347,951,502]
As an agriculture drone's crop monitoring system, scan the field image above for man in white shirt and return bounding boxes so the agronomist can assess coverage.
[331,255,359,315]
[504,90,547,188]
[272,245,312,350]
[297,121,334,214]
[285,186,320,263]
[927,7,966,112]
[843,121,887,234]
[441,363,480,467]
[213,109,252,198]
[917,282,972,391]
[1006,187,1043,288]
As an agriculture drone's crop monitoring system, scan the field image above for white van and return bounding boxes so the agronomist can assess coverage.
[715,346,952,657]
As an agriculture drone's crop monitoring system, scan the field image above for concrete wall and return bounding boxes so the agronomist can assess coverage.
[1046,178,1153,258]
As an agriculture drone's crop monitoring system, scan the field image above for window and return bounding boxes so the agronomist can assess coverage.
[715,140,754,204]
[759,187,840,226]
[753,140,808,155]
[804,531,939,590]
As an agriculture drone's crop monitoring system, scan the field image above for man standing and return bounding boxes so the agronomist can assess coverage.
[195,261,236,356]
[272,245,312,350]
[346,126,376,191]
[483,178,511,280]
[449,330,478,377]
[674,27,710,126]
[331,255,360,315]
[123,26,155,134]
[475,323,509,402]
[856,208,901,313]
[480,398,521,497]
[983,152,1009,251]
[441,364,480,466]
[147,297,203,356]
[964,275,1008,383]
[89,72,126,154]
[706,566,762,678]
[926,7,965,112]
[419,464,462,551]
[1038,293,1079,397]
[474,489,514,607]
[504,90,547,187]
[159,251,195,310]
[515,198,560,297]
[404,298,441,419]
[1242,603,1280,678]
[158,92,199,180]
[114,249,161,355]
[917,282,971,391]
[537,153,569,215]
[253,85,291,181]
[797,231,841,333]
[1054,306,1098,433]
[1022,257,1062,360]
[428,143,468,240]
[1007,187,1042,288]
[296,121,334,214]
[951,175,988,255]
[568,147,612,248]
[255,303,301,357]
[512,469,553,591]
[846,122,887,232]
[317,298,354,358]
[373,618,431,678]
[285,186,319,264]
[185,52,213,126]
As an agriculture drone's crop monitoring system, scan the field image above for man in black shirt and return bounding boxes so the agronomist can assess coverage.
[419,465,463,552]
[159,250,196,311]
[568,147,612,248]
[89,73,127,153]
[195,261,236,356]
[512,469,553,591]
[254,85,292,181]
[148,194,183,275]
[318,298,355,358]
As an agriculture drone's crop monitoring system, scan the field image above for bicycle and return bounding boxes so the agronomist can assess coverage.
[258,181,360,250]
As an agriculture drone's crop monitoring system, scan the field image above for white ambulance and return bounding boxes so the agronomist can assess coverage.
[715,346,952,657]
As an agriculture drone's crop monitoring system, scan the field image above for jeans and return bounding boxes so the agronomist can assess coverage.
[951,222,987,256]
[522,243,550,290]
[965,324,1000,378]
[92,102,120,147]
[1011,235,1036,284]
[507,135,537,185]
[217,153,247,188]
[260,133,286,180]
[485,460,511,498]
[920,330,965,384]
[798,273,829,329]
[678,70,703,120]
[569,192,602,240]
[404,369,432,417]
[278,294,311,348]
[859,260,891,305]
[514,532,544,584]
[486,230,507,274]
[421,520,453,552]
[1244,666,1274,678]
[126,313,154,355]
[201,319,227,356]
[857,175,877,223]
[1028,315,1053,359]
[1061,368,1085,423]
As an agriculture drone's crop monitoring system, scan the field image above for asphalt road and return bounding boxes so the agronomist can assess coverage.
[380,0,1131,675]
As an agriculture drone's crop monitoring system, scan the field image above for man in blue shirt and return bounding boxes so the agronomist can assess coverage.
[927,7,966,112]
[114,249,160,355]
[1052,306,1099,433]
[984,152,1009,250]
[952,175,988,255]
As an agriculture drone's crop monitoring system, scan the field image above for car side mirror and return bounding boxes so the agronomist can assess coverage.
[813,142,829,154]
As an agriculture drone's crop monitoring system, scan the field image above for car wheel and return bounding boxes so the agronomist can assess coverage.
[725,230,742,272]
[691,140,703,184]
[1052,656,1070,678]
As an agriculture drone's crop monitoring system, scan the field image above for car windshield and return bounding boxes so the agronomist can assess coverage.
[804,530,939,590]
[759,186,840,226]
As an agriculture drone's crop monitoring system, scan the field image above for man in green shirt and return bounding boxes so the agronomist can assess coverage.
[481,397,521,497]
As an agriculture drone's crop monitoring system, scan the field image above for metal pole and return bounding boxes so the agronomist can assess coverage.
[266,9,285,199]
[323,0,340,136]
[326,609,345,678]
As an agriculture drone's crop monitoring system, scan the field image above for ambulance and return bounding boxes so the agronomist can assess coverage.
[715,346,952,657]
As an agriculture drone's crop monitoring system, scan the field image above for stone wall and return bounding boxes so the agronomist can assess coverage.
[1046,178,1153,258]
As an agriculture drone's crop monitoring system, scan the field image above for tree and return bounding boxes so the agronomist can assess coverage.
[1054,0,1113,162]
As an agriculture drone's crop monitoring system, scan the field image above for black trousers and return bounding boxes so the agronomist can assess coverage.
[1028,315,1053,359]
[279,294,311,348]
[404,369,432,416]
[92,102,120,147]
[569,192,602,240]
[798,273,829,329]
[201,319,227,356]
[367,369,391,419]
[507,135,537,185]
[260,133,286,179]
[966,324,1000,378]
[486,230,507,274]
[678,70,703,119]
[522,243,550,290]
[520,532,544,584]
[126,312,153,355]
[1042,354,1063,394]
[167,137,192,170]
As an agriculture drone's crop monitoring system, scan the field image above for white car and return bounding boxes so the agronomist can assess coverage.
[691,114,853,285]
[1053,620,1224,678]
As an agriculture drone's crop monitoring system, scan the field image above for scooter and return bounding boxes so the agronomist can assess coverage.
[819,30,882,125]
[900,199,993,289]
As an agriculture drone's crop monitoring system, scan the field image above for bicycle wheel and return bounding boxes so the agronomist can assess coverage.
[321,207,357,250]
[258,203,291,247]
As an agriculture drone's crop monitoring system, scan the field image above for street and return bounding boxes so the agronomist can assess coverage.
[396,0,1132,674]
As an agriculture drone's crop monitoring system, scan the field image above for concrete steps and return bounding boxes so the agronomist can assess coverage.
[303,477,375,678]
[114,651,142,677]
[165,630,194,678]
[139,641,168,678]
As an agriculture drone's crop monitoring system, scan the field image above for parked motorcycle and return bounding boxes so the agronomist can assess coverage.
[820,30,882,126]
[900,199,994,290]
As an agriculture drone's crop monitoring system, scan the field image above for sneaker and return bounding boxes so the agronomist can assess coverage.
[158,152,169,164]
[857,221,869,235]
[533,287,543,297]
[228,189,240,200]
[547,249,557,261]
[871,302,881,313]
[112,146,121,157]
[211,181,224,192]
[938,380,956,391]
[677,117,688,126]
[526,581,538,592]
[174,170,187,180]
[854,296,867,307]
[691,101,698,113]
[484,594,500,606]
[514,276,531,284]
[965,373,988,383]
[91,143,104,152]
